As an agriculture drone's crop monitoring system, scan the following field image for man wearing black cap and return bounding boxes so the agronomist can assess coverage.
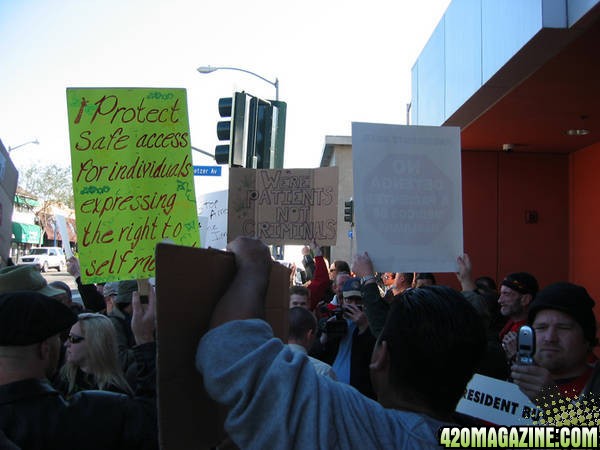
[497,272,539,361]
[511,282,599,401]
[0,290,158,449]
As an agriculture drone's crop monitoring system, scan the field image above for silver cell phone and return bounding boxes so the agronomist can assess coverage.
[517,325,535,365]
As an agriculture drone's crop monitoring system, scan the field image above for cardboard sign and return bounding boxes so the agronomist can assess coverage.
[66,88,199,283]
[456,374,542,425]
[352,122,463,273]
[228,167,339,245]
[155,243,290,449]
[197,190,228,250]
[0,141,18,267]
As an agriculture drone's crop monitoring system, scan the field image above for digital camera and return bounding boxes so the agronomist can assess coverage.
[318,307,348,339]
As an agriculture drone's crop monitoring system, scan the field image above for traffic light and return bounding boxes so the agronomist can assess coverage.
[246,98,287,169]
[215,92,247,166]
[248,97,274,169]
[344,199,354,224]
[270,100,287,169]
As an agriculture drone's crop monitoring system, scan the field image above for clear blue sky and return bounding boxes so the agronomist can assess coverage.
[1,0,450,183]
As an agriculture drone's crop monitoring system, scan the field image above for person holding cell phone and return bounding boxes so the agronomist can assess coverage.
[511,282,599,401]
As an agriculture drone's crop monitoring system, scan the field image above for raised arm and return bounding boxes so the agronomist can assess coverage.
[307,239,330,311]
[352,252,389,338]
[68,256,105,312]
[456,254,477,292]
[209,237,272,329]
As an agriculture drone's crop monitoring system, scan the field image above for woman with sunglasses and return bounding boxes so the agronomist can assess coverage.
[57,313,133,398]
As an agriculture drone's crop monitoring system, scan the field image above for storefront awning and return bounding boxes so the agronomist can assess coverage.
[12,222,43,244]
[14,195,39,208]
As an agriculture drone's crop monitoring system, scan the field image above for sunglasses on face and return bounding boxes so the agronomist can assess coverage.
[67,334,85,344]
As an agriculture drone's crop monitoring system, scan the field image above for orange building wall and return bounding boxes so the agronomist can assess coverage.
[437,151,569,291]
[497,152,569,287]
[570,142,600,310]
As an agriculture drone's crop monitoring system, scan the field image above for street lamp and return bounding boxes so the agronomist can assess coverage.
[8,139,40,153]
[197,66,279,101]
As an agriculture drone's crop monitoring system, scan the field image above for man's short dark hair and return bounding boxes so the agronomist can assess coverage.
[415,273,436,284]
[288,307,317,341]
[475,276,497,292]
[289,285,310,298]
[333,260,351,274]
[400,272,414,285]
[381,286,486,414]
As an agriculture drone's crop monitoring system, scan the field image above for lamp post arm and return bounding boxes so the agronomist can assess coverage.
[199,66,279,100]
[191,146,216,160]
[8,139,39,153]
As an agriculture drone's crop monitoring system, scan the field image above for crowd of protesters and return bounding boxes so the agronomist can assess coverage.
[1,235,599,449]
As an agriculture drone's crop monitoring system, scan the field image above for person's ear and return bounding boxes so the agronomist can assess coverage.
[38,338,52,361]
[521,293,532,307]
[369,340,390,372]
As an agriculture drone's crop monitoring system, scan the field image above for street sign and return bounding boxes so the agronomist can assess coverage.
[193,166,222,177]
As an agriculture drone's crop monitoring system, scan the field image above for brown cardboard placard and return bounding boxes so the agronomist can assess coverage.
[227,167,339,245]
[155,243,290,450]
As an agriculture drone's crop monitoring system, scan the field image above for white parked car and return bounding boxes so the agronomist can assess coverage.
[18,247,67,272]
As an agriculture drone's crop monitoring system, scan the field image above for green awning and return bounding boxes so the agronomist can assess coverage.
[14,195,39,207]
[12,222,43,244]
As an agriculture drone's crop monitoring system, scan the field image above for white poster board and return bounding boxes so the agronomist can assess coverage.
[456,374,542,425]
[197,190,228,250]
[54,214,74,259]
[351,122,463,272]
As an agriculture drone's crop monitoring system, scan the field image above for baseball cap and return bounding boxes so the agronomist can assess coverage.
[342,277,362,299]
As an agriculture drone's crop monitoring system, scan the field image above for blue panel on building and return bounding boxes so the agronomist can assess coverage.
[567,0,600,26]
[416,18,446,126]
[445,0,482,119]
[481,0,544,83]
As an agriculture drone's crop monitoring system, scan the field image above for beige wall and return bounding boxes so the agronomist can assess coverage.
[322,141,356,266]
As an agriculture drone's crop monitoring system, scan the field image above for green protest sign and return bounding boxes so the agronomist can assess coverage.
[66,88,199,284]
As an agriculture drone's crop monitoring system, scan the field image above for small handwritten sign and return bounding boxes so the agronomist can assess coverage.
[66,88,199,283]
[228,167,339,245]
[198,190,228,250]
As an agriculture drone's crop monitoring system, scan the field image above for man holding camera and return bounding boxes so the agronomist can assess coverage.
[312,277,376,398]
[511,282,600,401]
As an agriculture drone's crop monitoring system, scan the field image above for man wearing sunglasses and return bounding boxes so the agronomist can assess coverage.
[0,290,158,450]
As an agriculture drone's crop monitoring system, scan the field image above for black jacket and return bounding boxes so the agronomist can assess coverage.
[0,343,157,450]
[311,323,376,399]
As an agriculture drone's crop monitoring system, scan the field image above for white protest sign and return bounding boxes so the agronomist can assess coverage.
[55,214,74,259]
[456,374,542,425]
[351,122,463,272]
[197,190,228,250]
